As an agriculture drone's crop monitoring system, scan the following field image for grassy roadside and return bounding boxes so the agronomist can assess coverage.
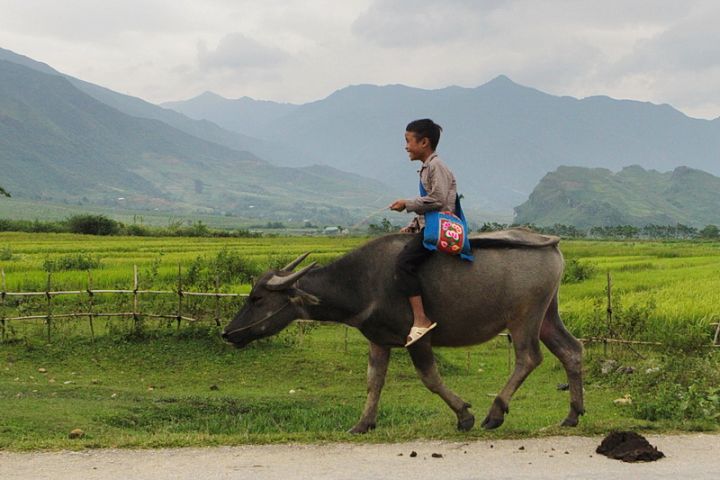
[2,323,715,451]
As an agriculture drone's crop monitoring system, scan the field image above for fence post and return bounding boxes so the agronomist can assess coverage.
[46,272,52,343]
[605,271,613,356]
[133,265,140,333]
[176,264,183,331]
[214,275,221,327]
[1,269,6,342]
[87,270,95,342]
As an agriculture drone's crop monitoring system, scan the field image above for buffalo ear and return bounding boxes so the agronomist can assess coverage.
[289,288,320,306]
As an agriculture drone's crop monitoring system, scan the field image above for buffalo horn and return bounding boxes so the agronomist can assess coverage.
[266,262,317,290]
[282,252,311,272]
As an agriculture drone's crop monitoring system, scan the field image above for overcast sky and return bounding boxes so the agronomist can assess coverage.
[1,0,719,119]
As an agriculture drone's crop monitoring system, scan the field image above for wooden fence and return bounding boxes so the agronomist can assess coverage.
[1,267,718,351]
[0,265,247,342]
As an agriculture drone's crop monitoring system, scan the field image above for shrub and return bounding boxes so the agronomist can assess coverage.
[562,258,597,283]
[181,248,259,288]
[66,214,119,235]
[630,353,720,422]
[210,248,259,285]
[124,224,150,236]
[43,253,102,272]
[0,245,13,261]
[266,253,294,271]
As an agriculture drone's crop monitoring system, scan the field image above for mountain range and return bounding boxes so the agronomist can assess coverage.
[0,49,392,224]
[514,165,720,228]
[3,45,720,227]
[164,77,720,216]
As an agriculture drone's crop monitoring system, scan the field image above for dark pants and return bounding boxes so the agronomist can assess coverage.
[395,230,433,297]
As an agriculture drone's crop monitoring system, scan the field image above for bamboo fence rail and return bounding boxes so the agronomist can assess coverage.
[0,267,717,349]
[0,265,248,342]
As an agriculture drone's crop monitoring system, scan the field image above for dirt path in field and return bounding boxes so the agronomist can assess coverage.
[1,434,718,480]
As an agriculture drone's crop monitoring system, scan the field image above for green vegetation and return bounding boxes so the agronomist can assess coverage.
[0,59,391,225]
[0,233,718,450]
[4,327,704,451]
[515,165,720,228]
[0,214,261,238]
[479,221,720,240]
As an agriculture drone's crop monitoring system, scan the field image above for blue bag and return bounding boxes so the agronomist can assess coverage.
[419,181,473,261]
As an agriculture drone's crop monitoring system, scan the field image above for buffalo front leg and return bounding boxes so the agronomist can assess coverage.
[408,341,475,431]
[349,341,391,434]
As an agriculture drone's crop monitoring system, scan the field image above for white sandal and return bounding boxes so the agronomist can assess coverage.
[405,322,437,347]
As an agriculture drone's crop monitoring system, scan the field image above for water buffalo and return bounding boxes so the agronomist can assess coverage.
[222,230,584,432]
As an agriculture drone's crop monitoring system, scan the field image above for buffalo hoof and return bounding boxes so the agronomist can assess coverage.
[456,413,475,432]
[560,417,579,427]
[348,422,376,434]
[458,414,475,432]
[481,415,505,430]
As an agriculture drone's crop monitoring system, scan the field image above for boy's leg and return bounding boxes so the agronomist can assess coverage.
[408,296,432,329]
[395,232,435,344]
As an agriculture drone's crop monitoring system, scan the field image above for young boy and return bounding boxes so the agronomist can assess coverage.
[389,118,458,347]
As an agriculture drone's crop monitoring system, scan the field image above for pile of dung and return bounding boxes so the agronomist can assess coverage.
[596,431,665,462]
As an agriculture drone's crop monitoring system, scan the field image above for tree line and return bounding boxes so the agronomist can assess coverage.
[2,213,719,240]
[478,222,720,240]
[0,215,260,238]
[368,217,720,240]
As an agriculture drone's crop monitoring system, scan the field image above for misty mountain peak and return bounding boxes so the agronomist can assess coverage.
[487,74,515,85]
[198,90,226,100]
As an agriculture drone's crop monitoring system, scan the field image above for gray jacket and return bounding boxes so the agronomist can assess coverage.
[404,153,458,232]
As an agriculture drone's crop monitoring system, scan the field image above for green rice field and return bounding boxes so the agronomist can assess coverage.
[0,233,718,450]
[1,233,718,344]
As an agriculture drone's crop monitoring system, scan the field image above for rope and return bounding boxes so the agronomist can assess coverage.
[222,301,294,337]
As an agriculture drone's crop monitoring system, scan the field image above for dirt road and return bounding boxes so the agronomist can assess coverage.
[1,434,718,480]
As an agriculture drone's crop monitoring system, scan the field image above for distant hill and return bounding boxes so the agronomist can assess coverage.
[513,165,720,228]
[162,91,297,139]
[6,45,720,225]
[0,47,296,167]
[164,77,720,216]
[0,59,392,224]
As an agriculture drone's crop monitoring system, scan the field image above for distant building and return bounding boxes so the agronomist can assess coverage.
[323,226,349,236]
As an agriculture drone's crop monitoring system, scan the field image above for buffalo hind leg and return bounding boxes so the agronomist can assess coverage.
[540,294,585,427]
[408,341,475,431]
[483,320,544,430]
[349,341,391,434]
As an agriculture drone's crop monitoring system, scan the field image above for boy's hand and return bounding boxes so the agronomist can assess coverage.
[389,199,406,212]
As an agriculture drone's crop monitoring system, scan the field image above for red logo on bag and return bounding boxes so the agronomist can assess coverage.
[436,211,464,255]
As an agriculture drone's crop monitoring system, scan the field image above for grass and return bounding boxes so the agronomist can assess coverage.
[1,324,680,451]
[1,233,719,450]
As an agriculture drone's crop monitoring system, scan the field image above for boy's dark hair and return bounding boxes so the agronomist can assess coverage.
[406,118,443,150]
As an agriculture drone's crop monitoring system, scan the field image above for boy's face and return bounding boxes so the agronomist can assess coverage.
[404,131,431,161]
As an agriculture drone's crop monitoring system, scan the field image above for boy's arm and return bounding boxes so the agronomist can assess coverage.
[404,163,451,214]
[389,199,420,232]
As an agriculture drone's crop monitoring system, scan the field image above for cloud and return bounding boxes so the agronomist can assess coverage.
[2,0,719,118]
[0,0,196,42]
[618,4,720,72]
[352,0,508,47]
[197,33,289,71]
